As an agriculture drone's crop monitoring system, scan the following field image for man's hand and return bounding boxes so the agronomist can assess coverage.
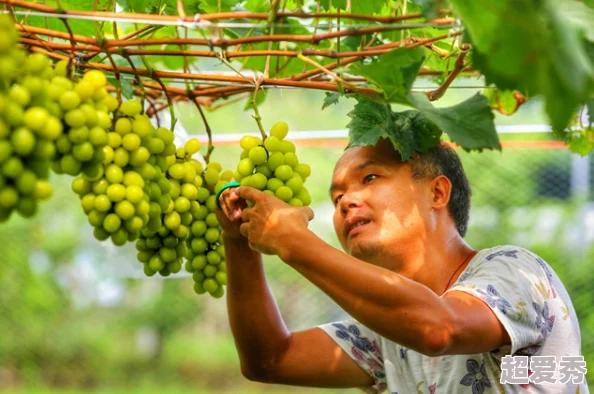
[216,187,248,241]
[236,187,314,256]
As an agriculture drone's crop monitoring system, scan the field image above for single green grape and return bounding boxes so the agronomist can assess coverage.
[275,186,293,202]
[267,152,284,171]
[274,165,293,182]
[270,121,289,140]
[248,146,268,166]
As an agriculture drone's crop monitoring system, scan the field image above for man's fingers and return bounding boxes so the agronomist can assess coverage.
[302,207,315,221]
[241,207,253,222]
[235,186,264,203]
[239,222,250,238]
[221,196,231,218]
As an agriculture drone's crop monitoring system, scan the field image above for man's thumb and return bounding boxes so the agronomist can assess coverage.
[301,207,315,221]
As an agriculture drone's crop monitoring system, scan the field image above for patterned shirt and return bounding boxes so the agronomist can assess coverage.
[317,245,588,394]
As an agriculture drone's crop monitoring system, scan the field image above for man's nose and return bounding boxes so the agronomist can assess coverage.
[340,192,362,216]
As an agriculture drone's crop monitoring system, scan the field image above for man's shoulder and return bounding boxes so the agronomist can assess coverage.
[478,245,545,263]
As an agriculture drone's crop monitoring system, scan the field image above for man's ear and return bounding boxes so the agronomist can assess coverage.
[430,175,451,209]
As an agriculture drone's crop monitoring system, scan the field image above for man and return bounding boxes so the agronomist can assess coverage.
[215,138,587,393]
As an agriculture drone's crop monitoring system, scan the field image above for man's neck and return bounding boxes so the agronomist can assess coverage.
[373,232,475,296]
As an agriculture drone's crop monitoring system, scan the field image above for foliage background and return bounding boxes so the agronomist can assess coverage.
[0,76,592,393]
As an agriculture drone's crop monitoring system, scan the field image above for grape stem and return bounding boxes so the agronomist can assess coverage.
[425,44,469,101]
[193,98,215,163]
[251,77,268,141]
[55,0,77,78]
[296,53,361,94]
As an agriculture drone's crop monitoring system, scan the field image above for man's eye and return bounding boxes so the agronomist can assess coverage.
[363,174,378,183]
[334,195,343,205]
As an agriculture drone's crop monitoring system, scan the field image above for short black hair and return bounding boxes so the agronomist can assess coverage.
[409,143,472,237]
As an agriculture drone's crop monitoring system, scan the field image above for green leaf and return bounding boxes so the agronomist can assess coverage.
[320,0,383,14]
[346,98,400,151]
[117,0,146,12]
[319,0,347,11]
[17,0,110,37]
[566,128,594,156]
[410,92,501,151]
[454,0,594,132]
[322,92,341,110]
[400,110,442,153]
[349,47,425,105]
[245,0,270,12]
[199,0,238,12]
[121,79,134,100]
[345,97,442,160]
[351,0,385,14]
[244,88,267,111]
[587,98,594,128]
[411,0,439,20]
[560,0,594,42]
[587,41,594,65]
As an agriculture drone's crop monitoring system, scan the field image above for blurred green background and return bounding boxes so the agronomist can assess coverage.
[1,78,593,393]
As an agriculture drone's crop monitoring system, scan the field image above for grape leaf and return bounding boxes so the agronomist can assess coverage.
[346,98,399,150]
[322,92,341,110]
[244,0,270,12]
[198,0,240,12]
[560,0,594,42]
[400,110,442,153]
[587,42,594,64]
[106,76,134,99]
[454,0,594,132]
[345,97,443,160]
[319,0,383,14]
[121,79,134,100]
[410,92,501,151]
[351,0,385,15]
[319,0,347,11]
[349,47,425,105]
[17,0,110,37]
[566,128,594,156]
[117,0,147,12]
[411,0,439,20]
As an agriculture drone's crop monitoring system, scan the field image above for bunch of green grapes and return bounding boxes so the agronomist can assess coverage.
[135,138,203,277]
[71,99,177,247]
[0,17,62,222]
[185,160,232,298]
[50,65,114,179]
[234,121,312,207]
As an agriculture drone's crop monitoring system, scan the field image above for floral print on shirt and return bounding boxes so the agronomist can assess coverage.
[486,249,519,260]
[331,323,385,380]
[475,285,513,315]
[533,301,555,340]
[460,359,492,394]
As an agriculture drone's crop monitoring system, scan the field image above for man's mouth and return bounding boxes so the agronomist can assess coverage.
[346,219,371,236]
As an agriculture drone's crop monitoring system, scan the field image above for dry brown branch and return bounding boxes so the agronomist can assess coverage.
[426,44,469,101]
[2,0,450,23]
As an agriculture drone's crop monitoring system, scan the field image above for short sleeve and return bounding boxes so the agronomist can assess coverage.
[317,320,387,394]
[444,247,554,356]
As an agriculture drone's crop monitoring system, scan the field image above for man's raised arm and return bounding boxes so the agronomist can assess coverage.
[218,189,374,388]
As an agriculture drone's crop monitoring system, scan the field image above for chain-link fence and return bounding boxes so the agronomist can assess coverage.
[0,143,592,393]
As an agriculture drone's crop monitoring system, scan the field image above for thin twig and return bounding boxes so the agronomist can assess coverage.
[426,44,469,101]
[297,53,364,94]
[55,0,77,77]
[192,98,214,163]
[1,0,448,23]
[251,77,267,140]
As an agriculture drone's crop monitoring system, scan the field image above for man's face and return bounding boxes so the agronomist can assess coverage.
[330,140,432,261]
